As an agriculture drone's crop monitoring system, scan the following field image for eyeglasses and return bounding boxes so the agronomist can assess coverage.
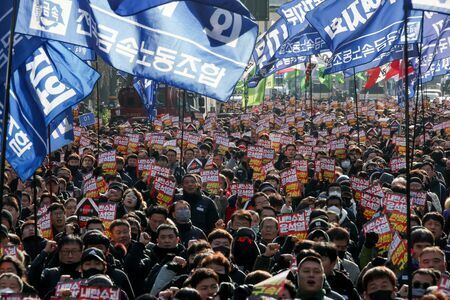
[60,249,81,255]
[412,282,431,289]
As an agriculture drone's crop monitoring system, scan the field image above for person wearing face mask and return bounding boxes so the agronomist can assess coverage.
[65,154,83,189]
[174,175,219,235]
[327,227,360,285]
[398,268,438,298]
[325,196,358,242]
[208,229,245,285]
[124,154,139,185]
[200,252,233,285]
[28,235,83,298]
[170,200,206,247]
[362,266,398,300]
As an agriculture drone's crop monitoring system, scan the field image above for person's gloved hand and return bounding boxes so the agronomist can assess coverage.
[233,284,254,300]
[364,232,379,248]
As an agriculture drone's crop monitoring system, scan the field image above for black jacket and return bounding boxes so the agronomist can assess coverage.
[174,190,219,234]
[176,221,207,247]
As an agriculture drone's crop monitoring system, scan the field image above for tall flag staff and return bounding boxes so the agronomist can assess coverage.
[95,60,101,159]
[411,11,425,164]
[308,57,313,132]
[0,0,17,212]
[179,90,187,167]
[352,68,361,146]
[402,1,413,298]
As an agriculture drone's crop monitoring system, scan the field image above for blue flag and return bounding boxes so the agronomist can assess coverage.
[6,41,99,181]
[49,108,74,152]
[253,18,289,74]
[107,0,253,18]
[276,24,328,58]
[62,43,96,61]
[0,0,43,103]
[411,0,450,15]
[16,0,257,102]
[306,0,421,74]
[277,0,325,37]
[420,13,448,74]
[11,41,100,126]
[422,57,450,83]
[133,78,157,121]
[343,44,418,77]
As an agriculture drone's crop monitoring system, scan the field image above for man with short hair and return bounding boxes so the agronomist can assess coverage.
[362,266,398,300]
[296,256,342,299]
[145,206,169,243]
[419,246,447,273]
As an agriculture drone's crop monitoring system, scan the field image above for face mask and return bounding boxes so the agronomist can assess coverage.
[175,208,191,223]
[368,290,394,300]
[337,250,346,259]
[217,273,230,283]
[327,205,341,215]
[329,190,341,197]
[213,246,231,258]
[0,288,14,294]
[82,268,104,279]
[341,160,351,169]
[412,288,426,297]
[251,225,259,235]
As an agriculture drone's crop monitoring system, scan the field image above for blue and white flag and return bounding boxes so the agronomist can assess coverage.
[107,0,253,18]
[420,13,448,74]
[276,24,328,58]
[0,0,43,101]
[10,41,100,127]
[261,56,307,78]
[49,108,74,152]
[277,0,325,37]
[6,41,99,181]
[62,43,96,61]
[411,0,450,15]
[343,44,418,77]
[16,0,257,102]
[253,18,289,75]
[306,0,422,74]
[422,57,450,83]
[133,77,157,121]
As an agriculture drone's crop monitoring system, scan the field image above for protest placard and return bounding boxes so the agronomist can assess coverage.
[98,150,117,175]
[350,177,371,201]
[389,157,406,174]
[363,215,393,251]
[384,192,407,233]
[292,160,309,184]
[152,176,176,208]
[387,232,407,270]
[201,169,221,195]
[231,183,254,203]
[113,136,129,154]
[98,203,117,237]
[280,168,301,197]
[277,212,308,239]
[360,193,381,220]
[37,212,53,240]
[321,158,336,183]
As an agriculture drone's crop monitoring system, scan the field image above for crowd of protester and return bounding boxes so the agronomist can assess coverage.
[0,94,449,299]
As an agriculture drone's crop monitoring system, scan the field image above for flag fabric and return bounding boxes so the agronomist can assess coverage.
[246,78,266,107]
[420,13,449,74]
[49,108,75,152]
[306,0,421,74]
[62,43,96,61]
[6,41,99,181]
[411,0,450,15]
[253,18,289,75]
[364,61,402,91]
[276,25,328,57]
[260,57,307,79]
[0,0,43,102]
[133,78,157,121]
[277,0,325,37]
[422,57,450,83]
[16,0,257,102]
[265,74,275,90]
[107,0,253,18]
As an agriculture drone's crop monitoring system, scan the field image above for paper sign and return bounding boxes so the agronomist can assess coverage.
[277,212,308,239]
[98,203,117,237]
[98,150,116,175]
[201,169,221,195]
[78,286,120,300]
[363,215,393,251]
[360,193,381,220]
[113,136,129,154]
[152,176,176,208]
[280,168,301,197]
[387,232,407,270]
[231,183,254,203]
[321,158,336,182]
[37,212,53,240]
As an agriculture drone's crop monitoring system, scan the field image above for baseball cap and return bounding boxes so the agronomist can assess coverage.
[81,247,106,264]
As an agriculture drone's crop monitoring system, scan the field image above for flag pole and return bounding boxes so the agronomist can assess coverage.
[47,125,53,198]
[180,90,186,166]
[353,68,361,146]
[33,173,38,237]
[95,60,101,160]
[411,11,424,165]
[0,0,18,211]
[402,3,412,299]
[308,57,313,133]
